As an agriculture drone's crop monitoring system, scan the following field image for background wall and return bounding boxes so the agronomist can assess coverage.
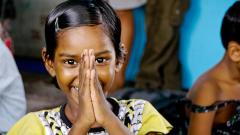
[179,0,236,89]
[12,0,65,58]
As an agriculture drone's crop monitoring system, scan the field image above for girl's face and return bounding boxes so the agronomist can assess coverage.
[46,26,118,104]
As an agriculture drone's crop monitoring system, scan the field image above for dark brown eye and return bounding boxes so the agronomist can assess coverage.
[64,59,77,65]
[95,58,105,64]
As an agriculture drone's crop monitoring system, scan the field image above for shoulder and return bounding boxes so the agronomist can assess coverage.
[140,101,172,135]
[7,113,44,135]
[187,73,221,106]
[115,98,146,106]
[0,40,14,64]
[8,107,63,135]
[113,98,172,134]
[0,40,17,73]
[34,106,61,125]
[114,98,147,114]
[113,98,146,117]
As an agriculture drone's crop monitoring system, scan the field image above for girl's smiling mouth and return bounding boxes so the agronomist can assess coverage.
[70,86,79,101]
[71,86,79,92]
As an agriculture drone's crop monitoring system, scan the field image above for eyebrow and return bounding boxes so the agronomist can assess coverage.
[58,50,112,57]
[59,53,75,57]
[95,50,112,56]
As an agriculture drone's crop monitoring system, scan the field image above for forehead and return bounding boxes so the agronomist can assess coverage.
[55,26,114,54]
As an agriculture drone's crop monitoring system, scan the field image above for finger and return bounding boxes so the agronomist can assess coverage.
[85,49,90,69]
[80,69,91,98]
[90,50,95,70]
[78,67,85,96]
[82,49,87,69]
[80,49,86,81]
[79,49,87,89]
[91,68,105,101]
[83,52,88,80]
[79,50,87,96]
[90,69,97,102]
[79,51,85,88]
[95,69,105,97]
[86,69,91,96]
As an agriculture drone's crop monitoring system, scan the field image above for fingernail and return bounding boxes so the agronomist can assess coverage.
[83,49,86,56]
[90,49,94,55]
[91,55,95,60]
[91,69,95,76]
[81,51,84,57]
[86,49,88,56]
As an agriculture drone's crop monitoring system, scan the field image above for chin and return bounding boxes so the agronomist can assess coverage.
[91,123,101,128]
[103,91,108,96]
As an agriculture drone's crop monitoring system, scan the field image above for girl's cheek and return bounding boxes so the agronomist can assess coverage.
[97,67,114,81]
[58,67,79,82]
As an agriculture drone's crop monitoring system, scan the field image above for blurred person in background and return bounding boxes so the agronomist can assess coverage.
[0,0,15,53]
[108,0,147,92]
[135,0,189,90]
[186,1,240,134]
[0,0,26,134]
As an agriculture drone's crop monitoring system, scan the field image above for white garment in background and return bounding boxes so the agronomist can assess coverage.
[0,39,26,133]
[108,0,147,10]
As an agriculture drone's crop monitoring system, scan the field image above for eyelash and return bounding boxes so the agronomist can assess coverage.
[63,57,110,66]
[63,59,78,65]
[95,57,109,65]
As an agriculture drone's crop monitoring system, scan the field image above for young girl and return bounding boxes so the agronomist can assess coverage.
[186,1,240,134]
[7,0,172,134]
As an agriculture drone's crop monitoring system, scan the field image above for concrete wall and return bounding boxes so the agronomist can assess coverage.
[12,0,65,58]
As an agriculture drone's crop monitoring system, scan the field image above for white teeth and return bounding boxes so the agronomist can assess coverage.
[73,86,79,91]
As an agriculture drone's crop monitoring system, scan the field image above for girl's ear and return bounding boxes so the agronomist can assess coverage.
[115,58,124,72]
[228,41,240,62]
[115,43,127,72]
[41,47,56,77]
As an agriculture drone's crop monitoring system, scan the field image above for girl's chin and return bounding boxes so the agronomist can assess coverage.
[70,87,80,104]
[91,123,101,128]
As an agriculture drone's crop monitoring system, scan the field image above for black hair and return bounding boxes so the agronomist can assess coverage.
[45,0,122,60]
[221,1,240,49]
[0,0,16,20]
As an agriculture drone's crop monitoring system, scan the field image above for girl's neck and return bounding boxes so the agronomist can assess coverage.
[216,54,240,83]
[65,101,79,124]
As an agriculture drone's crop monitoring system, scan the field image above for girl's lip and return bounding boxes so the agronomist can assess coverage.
[70,86,79,93]
[70,86,80,104]
[72,86,79,90]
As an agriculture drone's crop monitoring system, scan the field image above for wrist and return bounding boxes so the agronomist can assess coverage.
[105,115,131,135]
[101,110,116,128]
[103,112,129,133]
[69,121,91,135]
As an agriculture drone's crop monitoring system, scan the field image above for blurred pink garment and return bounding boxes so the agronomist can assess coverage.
[4,37,13,54]
[0,39,26,133]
